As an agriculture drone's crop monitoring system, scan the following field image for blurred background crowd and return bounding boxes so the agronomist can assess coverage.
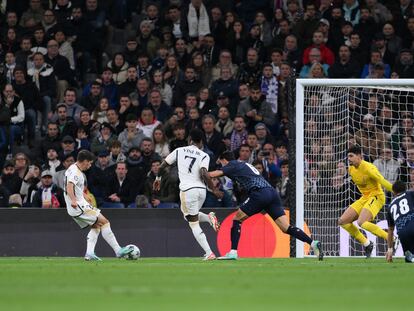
[0,0,412,209]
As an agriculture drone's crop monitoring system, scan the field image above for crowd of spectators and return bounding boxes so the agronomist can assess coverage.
[304,88,414,209]
[0,0,413,209]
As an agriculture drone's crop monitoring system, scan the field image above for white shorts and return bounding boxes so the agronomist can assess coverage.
[72,205,101,229]
[179,188,206,216]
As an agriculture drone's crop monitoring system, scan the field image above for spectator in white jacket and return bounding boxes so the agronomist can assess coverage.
[373,146,400,185]
[118,113,146,154]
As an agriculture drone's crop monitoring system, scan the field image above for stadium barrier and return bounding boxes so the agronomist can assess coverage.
[0,208,228,257]
[0,208,300,258]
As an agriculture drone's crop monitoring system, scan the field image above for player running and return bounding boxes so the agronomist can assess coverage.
[64,150,133,261]
[209,151,323,260]
[153,129,221,260]
[339,145,393,258]
[386,181,414,263]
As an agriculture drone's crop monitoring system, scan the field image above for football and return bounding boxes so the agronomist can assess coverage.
[125,244,140,260]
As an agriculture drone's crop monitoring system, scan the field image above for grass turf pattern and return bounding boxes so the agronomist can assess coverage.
[0,257,411,311]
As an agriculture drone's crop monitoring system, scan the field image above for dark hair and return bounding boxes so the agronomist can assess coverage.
[185,92,197,99]
[280,159,289,167]
[141,107,153,117]
[110,140,121,148]
[146,2,158,10]
[47,121,58,127]
[173,123,185,131]
[20,36,32,43]
[263,62,273,69]
[339,45,350,51]
[77,150,95,162]
[107,108,118,115]
[13,66,25,75]
[202,114,216,123]
[64,87,77,96]
[219,151,235,161]
[252,159,263,168]
[168,5,180,11]
[141,137,153,144]
[56,103,67,110]
[348,145,362,155]
[91,80,101,87]
[239,144,250,150]
[151,159,162,165]
[392,181,407,194]
[190,128,204,143]
[137,52,150,59]
[33,51,44,58]
[270,48,283,55]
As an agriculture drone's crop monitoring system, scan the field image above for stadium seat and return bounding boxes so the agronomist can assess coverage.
[156,203,179,209]
[101,202,125,208]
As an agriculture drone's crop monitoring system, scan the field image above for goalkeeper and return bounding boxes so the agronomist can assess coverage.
[338,145,392,258]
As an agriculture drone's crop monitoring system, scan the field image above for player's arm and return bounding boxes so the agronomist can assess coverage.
[201,168,222,197]
[83,188,93,205]
[153,160,171,191]
[66,182,78,209]
[386,224,395,263]
[385,207,395,263]
[209,170,224,178]
[366,165,393,192]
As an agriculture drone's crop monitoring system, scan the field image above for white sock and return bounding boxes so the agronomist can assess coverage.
[101,223,121,255]
[86,228,100,255]
[189,221,212,255]
[363,240,371,247]
[198,212,210,223]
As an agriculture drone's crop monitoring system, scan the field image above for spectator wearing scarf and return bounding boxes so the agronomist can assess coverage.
[260,63,279,114]
[229,115,248,151]
[187,0,210,40]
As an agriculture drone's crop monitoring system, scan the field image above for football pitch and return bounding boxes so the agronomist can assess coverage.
[0,257,411,311]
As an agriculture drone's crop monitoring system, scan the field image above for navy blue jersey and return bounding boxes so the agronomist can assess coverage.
[386,191,414,233]
[221,160,272,192]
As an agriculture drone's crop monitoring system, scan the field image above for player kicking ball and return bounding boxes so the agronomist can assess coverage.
[386,181,414,263]
[209,151,323,260]
[64,150,133,261]
[153,129,221,260]
[339,145,392,258]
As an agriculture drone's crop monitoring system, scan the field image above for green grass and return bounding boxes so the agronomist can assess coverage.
[0,257,412,311]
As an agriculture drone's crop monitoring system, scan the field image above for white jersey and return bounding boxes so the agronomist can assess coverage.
[165,145,210,191]
[64,163,88,216]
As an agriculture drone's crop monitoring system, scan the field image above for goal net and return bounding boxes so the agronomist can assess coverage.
[295,79,414,257]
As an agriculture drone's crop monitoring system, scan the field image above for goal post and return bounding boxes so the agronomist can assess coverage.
[295,79,414,258]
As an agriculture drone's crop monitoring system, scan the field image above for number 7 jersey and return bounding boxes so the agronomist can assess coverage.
[165,145,210,191]
[387,191,414,233]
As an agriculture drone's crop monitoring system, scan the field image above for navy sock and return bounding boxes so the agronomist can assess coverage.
[287,226,313,245]
[231,220,242,250]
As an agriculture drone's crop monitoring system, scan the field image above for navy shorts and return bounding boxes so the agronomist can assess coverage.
[399,221,414,253]
[239,187,285,220]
